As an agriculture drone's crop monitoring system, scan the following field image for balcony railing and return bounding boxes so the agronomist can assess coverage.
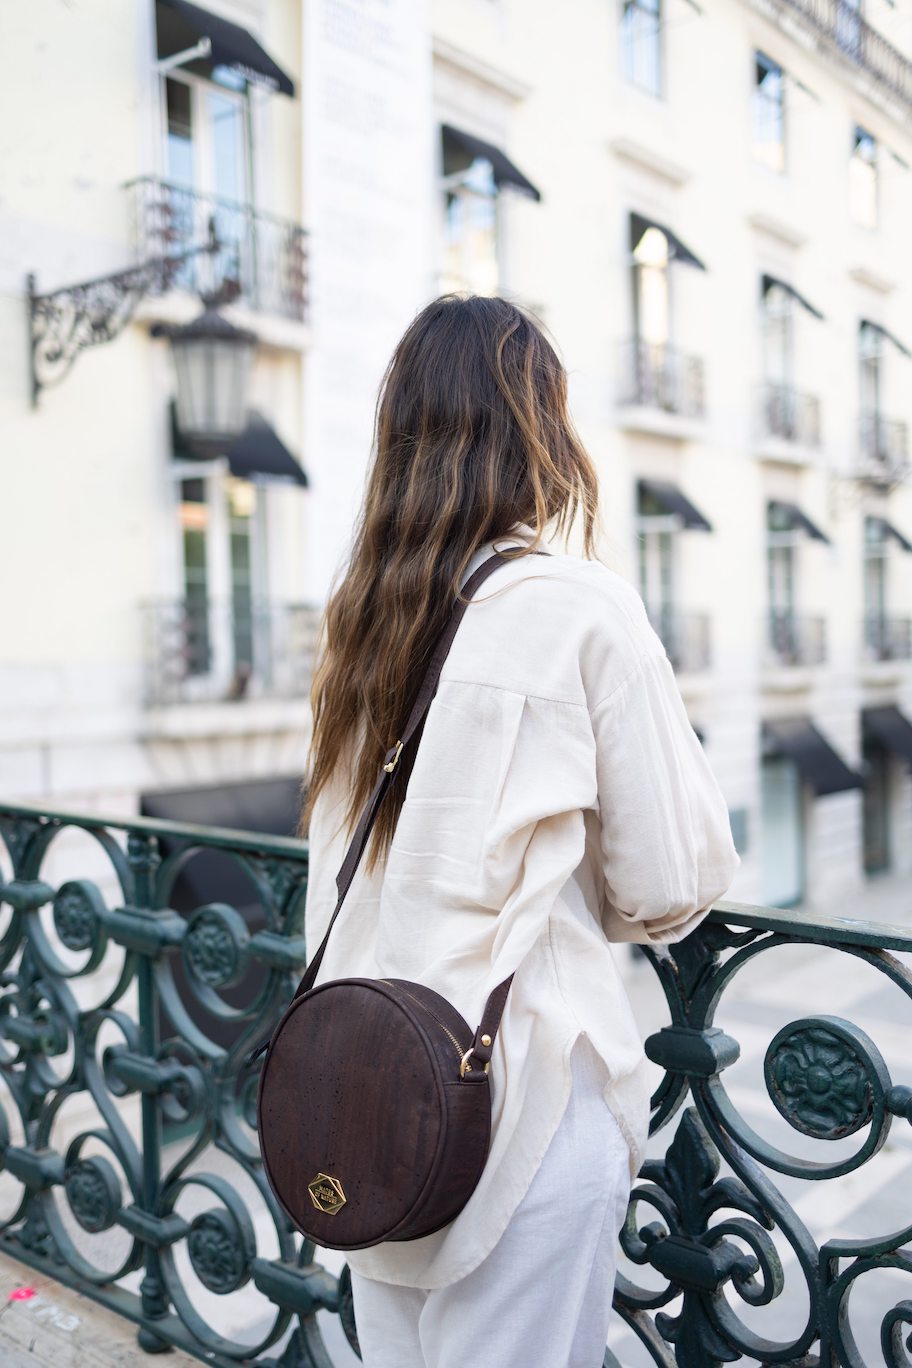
[758,382,821,448]
[618,338,706,419]
[772,0,912,112]
[646,606,712,673]
[127,177,309,322]
[2,799,912,1364]
[766,610,827,667]
[857,412,910,486]
[142,599,320,707]
[863,614,912,662]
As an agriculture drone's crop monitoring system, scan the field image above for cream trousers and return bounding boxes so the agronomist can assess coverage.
[349,1034,630,1368]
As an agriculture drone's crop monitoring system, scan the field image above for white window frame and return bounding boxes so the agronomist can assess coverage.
[169,462,269,699]
[761,282,795,390]
[160,65,253,205]
[850,124,879,230]
[752,51,787,175]
[619,0,663,99]
[766,528,798,619]
[438,155,504,296]
[636,511,680,639]
[631,225,673,349]
[863,515,888,653]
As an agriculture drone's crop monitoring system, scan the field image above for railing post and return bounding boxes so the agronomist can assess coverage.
[127,831,171,1354]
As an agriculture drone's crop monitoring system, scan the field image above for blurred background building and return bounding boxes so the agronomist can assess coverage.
[2,0,912,917]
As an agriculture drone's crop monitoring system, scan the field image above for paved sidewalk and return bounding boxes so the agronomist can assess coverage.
[803,869,912,929]
[0,1250,198,1368]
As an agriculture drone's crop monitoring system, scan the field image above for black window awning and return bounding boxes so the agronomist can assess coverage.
[861,318,912,359]
[763,718,863,795]
[630,212,706,271]
[638,479,712,531]
[863,706,912,765]
[227,412,308,487]
[441,125,541,201]
[768,500,830,544]
[869,516,912,553]
[142,776,302,838]
[158,0,295,96]
[762,273,824,321]
[141,776,303,918]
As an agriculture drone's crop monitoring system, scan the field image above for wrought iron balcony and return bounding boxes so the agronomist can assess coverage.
[766,610,827,667]
[127,177,309,322]
[2,799,912,1364]
[758,382,821,448]
[770,0,912,112]
[863,614,912,662]
[857,411,910,486]
[646,606,712,673]
[142,599,320,707]
[618,338,705,419]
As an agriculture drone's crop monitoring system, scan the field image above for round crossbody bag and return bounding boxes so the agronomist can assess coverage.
[251,552,520,1250]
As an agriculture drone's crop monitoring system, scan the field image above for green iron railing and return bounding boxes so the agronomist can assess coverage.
[0,800,911,1365]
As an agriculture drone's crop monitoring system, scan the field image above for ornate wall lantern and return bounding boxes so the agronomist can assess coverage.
[153,304,257,451]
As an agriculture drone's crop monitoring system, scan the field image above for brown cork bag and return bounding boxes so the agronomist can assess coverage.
[253,553,516,1250]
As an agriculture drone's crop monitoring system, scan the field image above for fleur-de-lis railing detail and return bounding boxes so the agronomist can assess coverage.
[1,800,912,1365]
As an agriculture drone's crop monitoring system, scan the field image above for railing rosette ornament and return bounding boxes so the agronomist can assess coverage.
[2,803,912,1364]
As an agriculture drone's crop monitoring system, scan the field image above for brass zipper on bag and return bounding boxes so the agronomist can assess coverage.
[377,979,467,1066]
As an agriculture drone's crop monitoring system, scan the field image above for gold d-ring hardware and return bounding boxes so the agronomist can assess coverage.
[383,740,403,773]
[460,1047,490,1079]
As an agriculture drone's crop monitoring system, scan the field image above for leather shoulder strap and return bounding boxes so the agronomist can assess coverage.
[293,550,517,1001]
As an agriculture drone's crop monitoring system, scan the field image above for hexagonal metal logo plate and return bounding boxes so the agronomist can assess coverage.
[307,1172,347,1216]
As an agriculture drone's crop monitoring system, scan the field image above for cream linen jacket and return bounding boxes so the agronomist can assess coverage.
[304,534,740,1289]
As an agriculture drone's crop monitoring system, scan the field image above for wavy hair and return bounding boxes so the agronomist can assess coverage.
[302,294,600,866]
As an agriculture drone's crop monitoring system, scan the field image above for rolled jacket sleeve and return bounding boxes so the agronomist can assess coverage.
[592,652,740,944]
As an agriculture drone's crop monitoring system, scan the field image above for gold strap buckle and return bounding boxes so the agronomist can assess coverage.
[460,1047,490,1079]
[383,740,404,774]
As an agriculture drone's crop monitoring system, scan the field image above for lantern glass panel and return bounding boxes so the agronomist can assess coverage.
[171,332,254,445]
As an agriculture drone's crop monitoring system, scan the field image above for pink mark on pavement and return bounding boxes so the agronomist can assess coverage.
[9,1286,37,1300]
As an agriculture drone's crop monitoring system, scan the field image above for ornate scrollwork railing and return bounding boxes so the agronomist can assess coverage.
[1,800,911,1365]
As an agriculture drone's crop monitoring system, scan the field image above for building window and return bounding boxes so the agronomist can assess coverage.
[862,737,890,874]
[620,0,662,98]
[753,52,786,174]
[227,477,259,681]
[637,485,677,641]
[174,472,265,689]
[859,320,883,419]
[767,502,797,630]
[440,150,500,296]
[850,125,878,229]
[863,515,888,655]
[161,68,253,295]
[163,71,251,201]
[761,280,793,389]
[632,225,671,347]
[864,516,887,623]
[760,753,805,906]
[178,478,212,677]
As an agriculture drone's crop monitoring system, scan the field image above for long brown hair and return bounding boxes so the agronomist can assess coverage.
[302,294,599,865]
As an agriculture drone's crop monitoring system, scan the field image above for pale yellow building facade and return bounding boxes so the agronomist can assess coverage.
[3,0,912,914]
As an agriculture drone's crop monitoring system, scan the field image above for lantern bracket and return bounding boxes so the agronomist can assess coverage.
[27,219,221,406]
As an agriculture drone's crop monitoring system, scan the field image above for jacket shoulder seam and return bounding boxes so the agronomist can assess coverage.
[437,677,589,708]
